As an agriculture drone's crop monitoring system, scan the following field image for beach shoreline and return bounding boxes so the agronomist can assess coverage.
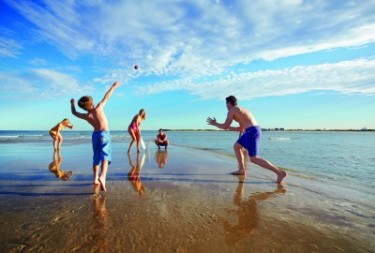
[0,143,374,252]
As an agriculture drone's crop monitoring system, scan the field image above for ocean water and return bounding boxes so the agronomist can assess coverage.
[1,130,375,253]
[0,130,374,194]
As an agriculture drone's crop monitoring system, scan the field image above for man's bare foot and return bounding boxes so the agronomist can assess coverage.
[275,184,286,194]
[94,178,100,185]
[98,177,107,192]
[276,170,287,184]
[231,170,246,176]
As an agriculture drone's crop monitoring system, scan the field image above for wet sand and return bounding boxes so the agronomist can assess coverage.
[0,144,374,253]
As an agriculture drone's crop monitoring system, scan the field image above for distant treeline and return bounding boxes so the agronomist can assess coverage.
[162,128,375,132]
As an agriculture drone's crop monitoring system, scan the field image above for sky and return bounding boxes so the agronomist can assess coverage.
[1,0,375,131]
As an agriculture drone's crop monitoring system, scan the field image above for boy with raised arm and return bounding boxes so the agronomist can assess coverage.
[70,81,120,192]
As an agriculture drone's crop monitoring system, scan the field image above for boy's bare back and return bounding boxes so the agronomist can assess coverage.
[77,106,109,131]
[70,81,120,131]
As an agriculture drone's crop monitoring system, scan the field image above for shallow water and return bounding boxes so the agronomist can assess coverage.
[0,131,375,252]
[2,130,374,193]
[1,139,375,252]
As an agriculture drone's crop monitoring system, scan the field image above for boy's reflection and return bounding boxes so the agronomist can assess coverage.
[127,153,146,196]
[222,176,286,245]
[156,150,168,168]
[90,193,108,252]
[48,150,73,181]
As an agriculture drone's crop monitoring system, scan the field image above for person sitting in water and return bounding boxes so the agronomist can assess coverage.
[154,128,169,149]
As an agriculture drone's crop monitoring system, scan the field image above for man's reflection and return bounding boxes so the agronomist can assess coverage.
[48,150,73,181]
[222,176,286,245]
[155,150,168,168]
[127,153,146,196]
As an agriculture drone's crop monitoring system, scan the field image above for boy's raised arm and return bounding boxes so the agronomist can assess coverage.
[70,99,87,120]
[98,81,120,108]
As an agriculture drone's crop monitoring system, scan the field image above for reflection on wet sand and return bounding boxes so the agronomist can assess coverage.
[127,153,146,196]
[48,150,73,181]
[79,190,109,253]
[155,150,168,168]
[221,176,286,245]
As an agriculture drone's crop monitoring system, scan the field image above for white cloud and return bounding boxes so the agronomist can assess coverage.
[5,0,375,68]
[0,72,37,95]
[0,37,22,57]
[3,0,375,100]
[32,69,94,96]
[134,58,375,99]
[29,58,48,66]
[0,69,94,98]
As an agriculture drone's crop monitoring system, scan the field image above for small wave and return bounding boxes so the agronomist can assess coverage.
[0,135,19,139]
[19,134,44,137]
[269,137,290,141]
[0,134,44,139]
[197,147,222,151]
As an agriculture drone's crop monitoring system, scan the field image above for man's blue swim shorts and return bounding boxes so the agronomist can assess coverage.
[237,126,261,157]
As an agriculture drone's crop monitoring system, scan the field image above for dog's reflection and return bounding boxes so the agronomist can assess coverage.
[48,150,72,181]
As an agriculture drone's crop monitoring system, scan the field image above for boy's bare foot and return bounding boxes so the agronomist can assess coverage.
[234,174,245,183]
[98,177,107,192]
[94,177,100,185]
[276,170,287,184]
[93,183,100,195]
[231,170,246,176]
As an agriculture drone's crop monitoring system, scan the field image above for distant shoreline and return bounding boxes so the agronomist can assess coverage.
[1,128,374,132]
[158,128,375,132]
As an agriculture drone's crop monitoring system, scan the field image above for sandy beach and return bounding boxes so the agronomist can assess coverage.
[0,142,374,253]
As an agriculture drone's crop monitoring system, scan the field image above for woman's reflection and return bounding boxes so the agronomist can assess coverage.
[222,176,286,245]
[48,150,73,181]
[127,153,146,196]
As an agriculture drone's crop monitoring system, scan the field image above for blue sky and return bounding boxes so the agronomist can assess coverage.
[1,0,375,130]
